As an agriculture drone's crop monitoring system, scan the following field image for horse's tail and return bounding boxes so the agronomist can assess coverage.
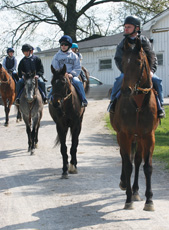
[82,66,90,94]
[54,135,60,146]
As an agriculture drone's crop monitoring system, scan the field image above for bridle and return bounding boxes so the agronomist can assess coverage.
[128,50,152,96]
[52,76,72,106]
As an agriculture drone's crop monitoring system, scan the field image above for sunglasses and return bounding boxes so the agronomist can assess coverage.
[61,43,69,46]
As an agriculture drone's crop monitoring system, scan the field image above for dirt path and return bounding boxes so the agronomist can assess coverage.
[0,100,169,230]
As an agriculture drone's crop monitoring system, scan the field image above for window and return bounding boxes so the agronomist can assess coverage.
[156,54,163,65]
[99,59,112,70]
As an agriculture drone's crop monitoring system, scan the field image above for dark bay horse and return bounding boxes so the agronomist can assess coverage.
[110,38,159,211]
[19,72,43,155]
[49,64,89,179]
[0,64,21,126]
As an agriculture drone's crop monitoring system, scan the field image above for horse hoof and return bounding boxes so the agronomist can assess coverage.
[132,193,142,201]
[4,123,8,127]
[61,173,69,179]
[143,203,155,211]
[119,181,126,190]
[30,149,35,155]
[124,202,134,210]
[68,164,78,174]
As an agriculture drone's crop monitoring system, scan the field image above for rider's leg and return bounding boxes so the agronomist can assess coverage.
[72,77,88,107]
[108,73,124,112]
[152,74,165,118]
[110,73,124,101]
[15,78,24,104]
[38,79,47,103]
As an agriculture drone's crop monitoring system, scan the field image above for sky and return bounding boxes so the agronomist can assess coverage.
[0,1,122,62]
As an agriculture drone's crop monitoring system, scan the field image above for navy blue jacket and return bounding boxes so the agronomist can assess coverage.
[18,55,44,79]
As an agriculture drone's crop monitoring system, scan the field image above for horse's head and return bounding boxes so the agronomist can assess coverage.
[22,71,37,103]
[0,63,7,81]
[122,37,151,95]
[51,64,72,106]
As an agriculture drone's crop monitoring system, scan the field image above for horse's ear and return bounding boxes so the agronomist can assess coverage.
[51,65,55,74]
[135,38,142,51]
[0,63,2,69]
[61,64,67,75]
[124,37,130,51]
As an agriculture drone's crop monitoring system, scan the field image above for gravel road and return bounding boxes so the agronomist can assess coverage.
[0,100,169,230]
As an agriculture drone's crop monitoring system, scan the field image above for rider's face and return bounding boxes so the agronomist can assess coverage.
[23,51,30,57]
[124,24,135,35]
[8,52,14,57]
[60,43,69,52]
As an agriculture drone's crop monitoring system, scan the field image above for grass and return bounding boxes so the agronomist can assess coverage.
[105,105,169,169]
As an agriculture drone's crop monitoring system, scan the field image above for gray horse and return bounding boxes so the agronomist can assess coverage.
[19,72,43,155]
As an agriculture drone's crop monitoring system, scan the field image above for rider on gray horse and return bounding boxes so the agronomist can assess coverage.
[15,44,48,105]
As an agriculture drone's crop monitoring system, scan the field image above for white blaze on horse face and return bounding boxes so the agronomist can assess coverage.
[26,78,35,102]
[128,58,130,63]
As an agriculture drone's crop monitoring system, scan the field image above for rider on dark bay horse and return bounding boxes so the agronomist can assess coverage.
[108,16,165,118]
[15,44,48,105]
[48,35,88,107]
[2,48,19,83]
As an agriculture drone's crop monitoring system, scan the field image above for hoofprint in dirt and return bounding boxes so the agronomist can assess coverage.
[0,100,169,230]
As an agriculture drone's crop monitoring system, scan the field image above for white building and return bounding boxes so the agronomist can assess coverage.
[35,9,169,97]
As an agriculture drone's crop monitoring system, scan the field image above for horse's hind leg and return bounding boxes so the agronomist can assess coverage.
[16,105,22,122]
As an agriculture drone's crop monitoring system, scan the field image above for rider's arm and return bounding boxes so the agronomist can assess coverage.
[141,36,157,74]
[51,53,60,71]
[2,57,7,70]
[18,59,24,78]
[69,53,81,77]
[36,57,44,78]
[114,40,124,73]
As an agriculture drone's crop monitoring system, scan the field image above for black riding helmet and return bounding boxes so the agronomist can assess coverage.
[123,16,141,37]
[21,44,33,52]
[7,48,14,54]
[124,16,141,27]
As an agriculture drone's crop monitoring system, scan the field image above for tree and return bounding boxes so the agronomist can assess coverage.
[0,0,169,50]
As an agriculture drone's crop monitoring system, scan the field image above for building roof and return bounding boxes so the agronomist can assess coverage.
[35,31,150,56]
[143,8,169,30]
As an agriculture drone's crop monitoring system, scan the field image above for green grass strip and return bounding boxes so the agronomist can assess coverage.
[105,105,169,169]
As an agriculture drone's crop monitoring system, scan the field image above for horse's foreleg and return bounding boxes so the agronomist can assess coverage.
[4,101,10,126]
[132,142,142,201]
[24,120,32,152]
[69,124,81,174]
[143,134,155,211]
[57,126,68,178]
[119,154,127,191]
[119,133,133,209]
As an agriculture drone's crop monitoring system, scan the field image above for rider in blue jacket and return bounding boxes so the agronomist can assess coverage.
[2,48,19,82]
[49,35,88,107]
[108,16,165,118]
